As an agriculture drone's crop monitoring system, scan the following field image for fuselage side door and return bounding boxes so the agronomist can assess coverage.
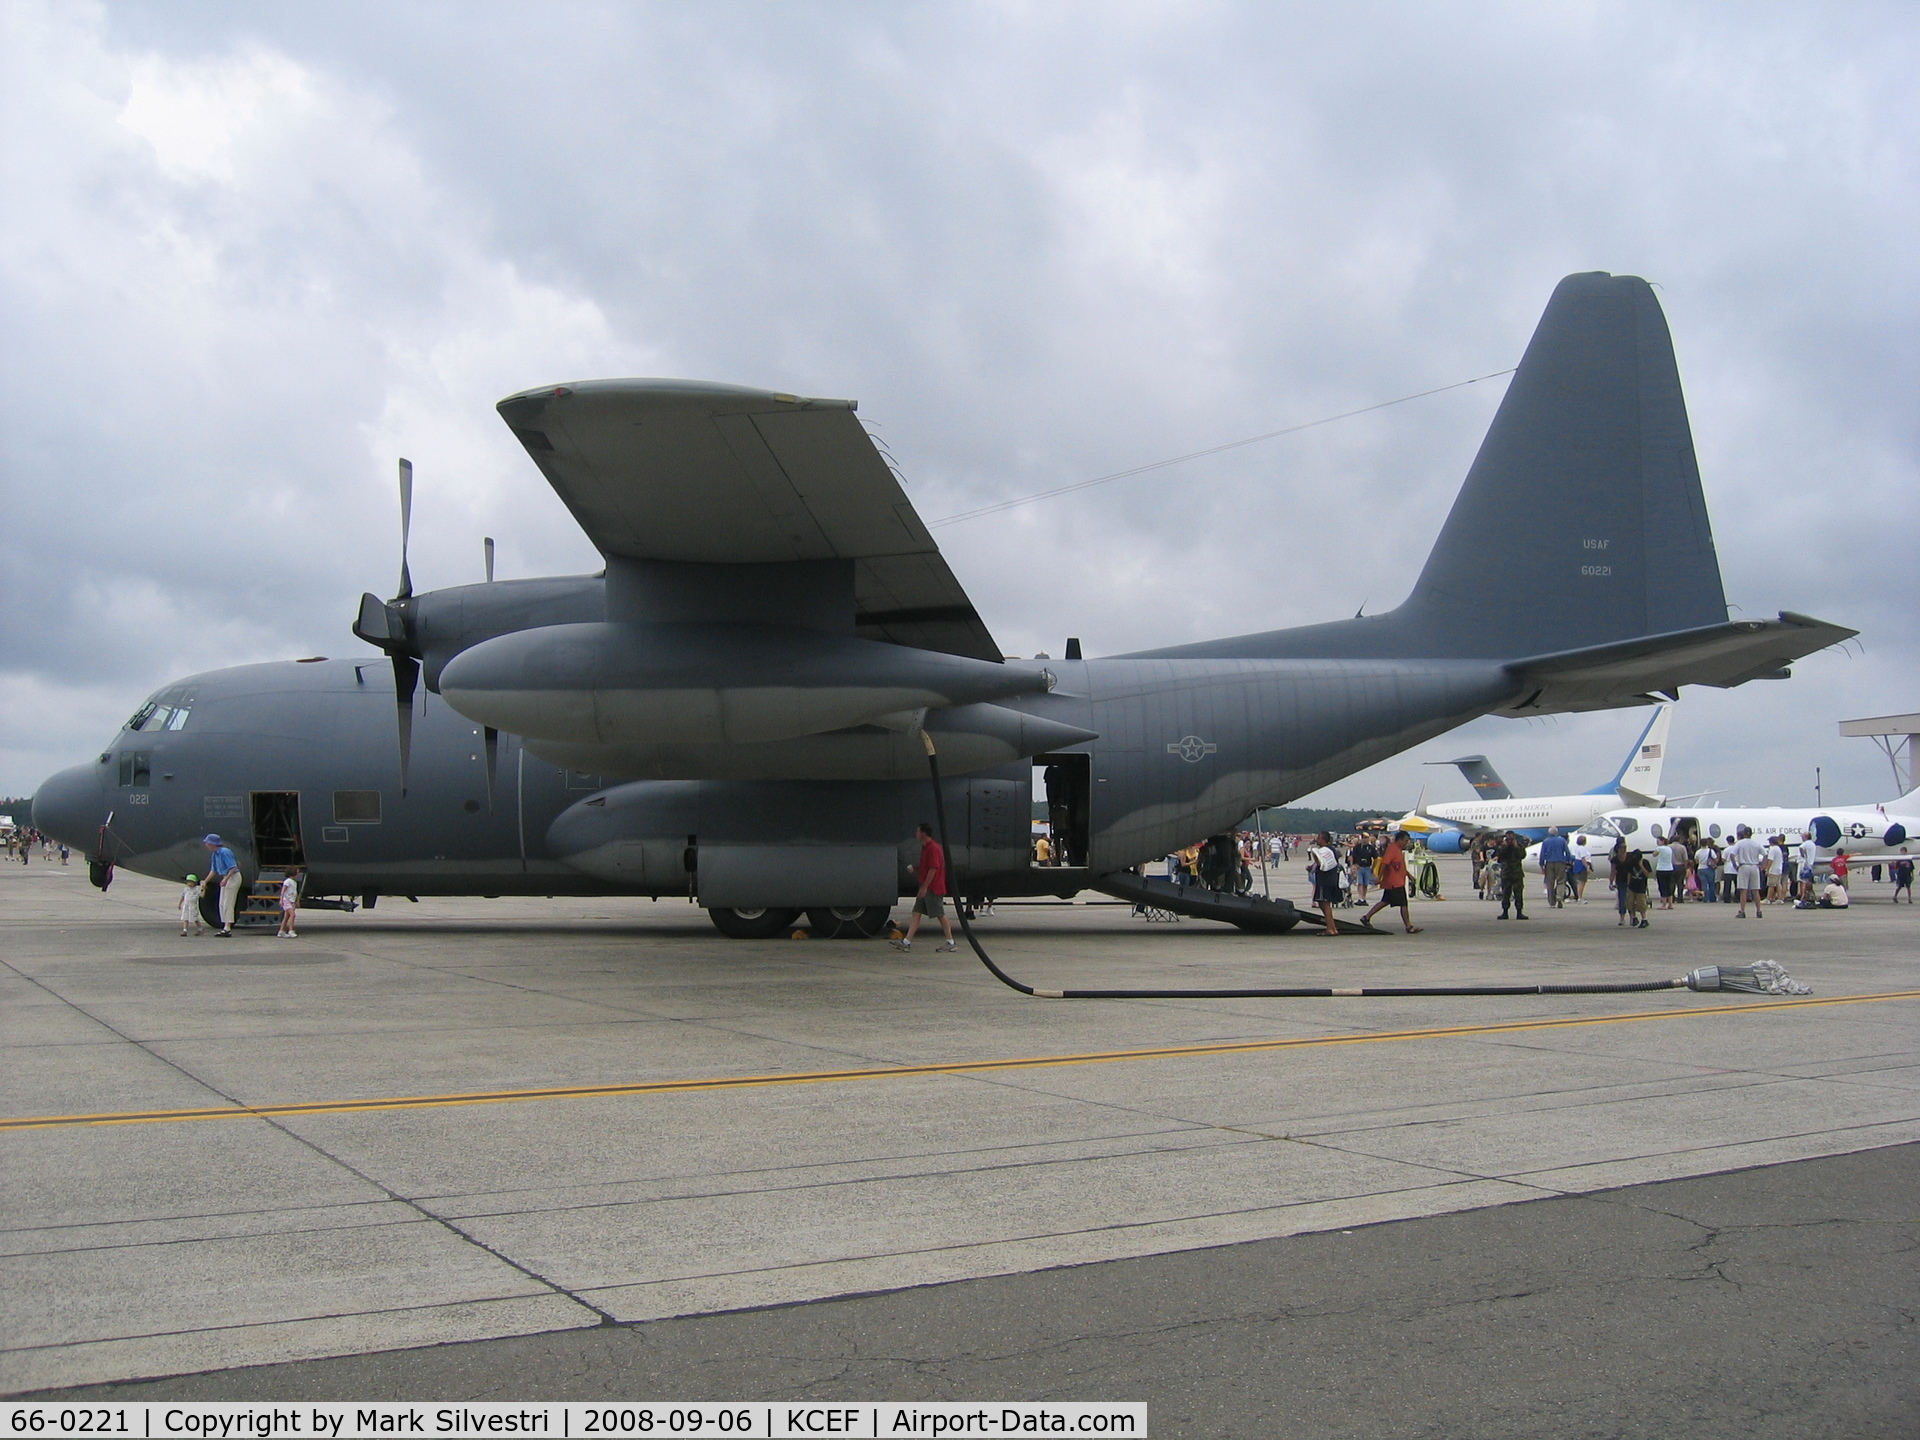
[250,791,305,870]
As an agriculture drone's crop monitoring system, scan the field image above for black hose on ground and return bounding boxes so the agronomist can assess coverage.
[921,737,1810,1000]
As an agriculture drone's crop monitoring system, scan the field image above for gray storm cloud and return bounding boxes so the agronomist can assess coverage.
[1,1,1914,805]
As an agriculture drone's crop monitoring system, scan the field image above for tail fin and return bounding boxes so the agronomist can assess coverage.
[1132,273,1733,666]
[1402,273,1727,653]
[1600,703,1673,803]
[1428,755,1512,800]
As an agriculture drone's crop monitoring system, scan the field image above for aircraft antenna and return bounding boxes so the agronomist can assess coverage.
[484,536,495,584]
[929,368,1515,529]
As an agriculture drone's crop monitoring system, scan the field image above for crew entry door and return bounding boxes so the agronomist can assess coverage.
[1031,753,1091,868]
[250,792,305,870]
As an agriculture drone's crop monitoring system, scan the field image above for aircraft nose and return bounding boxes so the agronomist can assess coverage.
[32,763,105,855]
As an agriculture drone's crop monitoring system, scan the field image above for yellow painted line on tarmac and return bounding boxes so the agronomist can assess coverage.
[6,989,1918,1133]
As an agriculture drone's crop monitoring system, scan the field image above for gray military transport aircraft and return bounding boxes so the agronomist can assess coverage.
[33,272,1854,938]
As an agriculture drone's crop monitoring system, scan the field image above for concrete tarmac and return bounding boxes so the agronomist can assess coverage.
[4,854,1916,1412]
[32,1145,1920,1437]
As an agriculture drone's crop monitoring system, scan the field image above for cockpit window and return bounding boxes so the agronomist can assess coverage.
[128,687,194,732]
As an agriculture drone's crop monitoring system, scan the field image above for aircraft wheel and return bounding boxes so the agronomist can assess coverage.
[706,906,801,939]
[199,886,221,929]
[805,905,894,939]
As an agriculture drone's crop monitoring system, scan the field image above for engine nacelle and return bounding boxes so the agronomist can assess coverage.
[439,621,1048,748]
[522,700,1095,781]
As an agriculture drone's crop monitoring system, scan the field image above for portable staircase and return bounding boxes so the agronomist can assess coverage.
[236,870,290,929]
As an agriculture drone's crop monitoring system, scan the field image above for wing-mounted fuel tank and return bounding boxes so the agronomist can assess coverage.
[546,773,1032,901]
[436,621,1078,779]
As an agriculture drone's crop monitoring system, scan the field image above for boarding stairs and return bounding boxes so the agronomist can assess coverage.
[236,870,290,928]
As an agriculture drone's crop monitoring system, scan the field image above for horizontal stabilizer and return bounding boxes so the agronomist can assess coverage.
[1499,612,1854,716]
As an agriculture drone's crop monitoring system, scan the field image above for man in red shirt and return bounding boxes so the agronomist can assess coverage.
[892,822,957,952]
[1361,829,1424,934]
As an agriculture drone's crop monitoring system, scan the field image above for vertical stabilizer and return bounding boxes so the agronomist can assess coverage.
[1136,273,1737,666]
[1428,755,1512,800]
[1403,273,1728,656]
[1608,703,1673,804]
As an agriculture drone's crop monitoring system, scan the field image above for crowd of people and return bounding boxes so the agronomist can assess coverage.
[1300,828,1422,935]
[1459,824,1915,926]
[1154,827,1431,937]
[1162,830,1311,897]
[1146,820,1915,938]
[3,826,69,865]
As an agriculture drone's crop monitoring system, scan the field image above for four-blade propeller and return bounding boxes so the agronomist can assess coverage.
[351,458,423,795]
[349,461,500,803]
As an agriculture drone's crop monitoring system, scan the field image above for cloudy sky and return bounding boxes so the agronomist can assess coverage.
[3,1,1915,809]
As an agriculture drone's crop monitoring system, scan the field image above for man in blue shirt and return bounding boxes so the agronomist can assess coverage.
[1539,827,1572,908]
[201,833,241,936]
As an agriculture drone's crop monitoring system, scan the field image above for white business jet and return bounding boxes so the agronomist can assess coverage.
[1574,788,1920,862]
[1400,704,1676,853]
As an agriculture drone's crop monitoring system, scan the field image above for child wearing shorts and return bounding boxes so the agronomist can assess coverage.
[1626,852,1652,928]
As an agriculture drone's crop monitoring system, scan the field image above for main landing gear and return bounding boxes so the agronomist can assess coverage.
[804,905,895,939]
[705,905,895,939]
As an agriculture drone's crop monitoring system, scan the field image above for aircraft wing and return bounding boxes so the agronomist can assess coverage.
[1497,612,1855,716]
[496,379,1001,661]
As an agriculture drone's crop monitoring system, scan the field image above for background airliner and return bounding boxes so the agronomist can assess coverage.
[1400,705,1673,850]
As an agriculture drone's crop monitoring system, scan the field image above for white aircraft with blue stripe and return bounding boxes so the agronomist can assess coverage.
[1400,705,1674,852]
[1574,790,1918,861]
